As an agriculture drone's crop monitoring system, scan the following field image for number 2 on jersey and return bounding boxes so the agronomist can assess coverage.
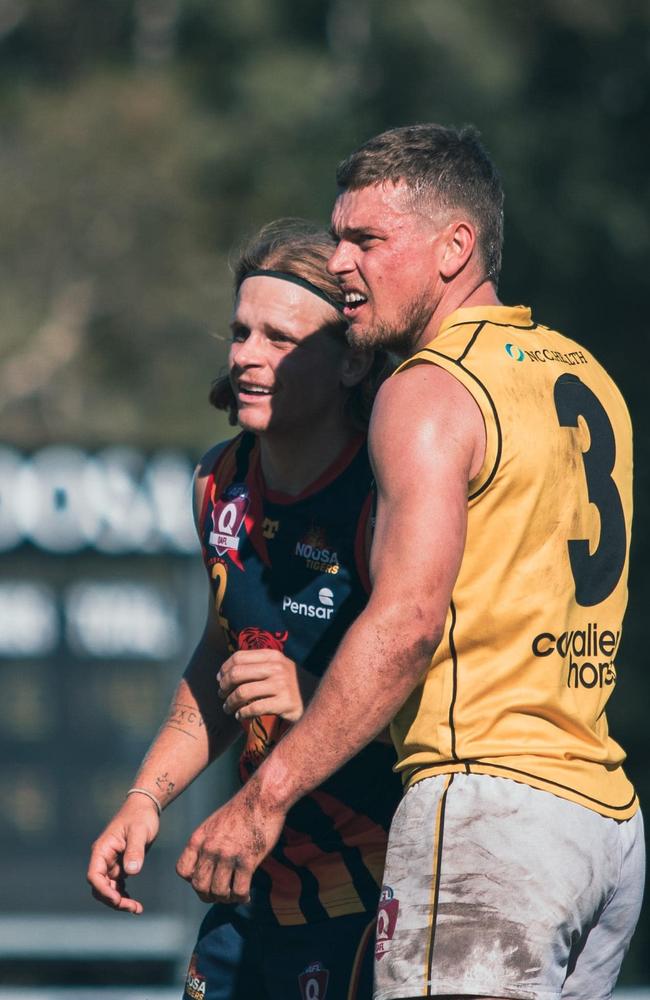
[553,373,627,607]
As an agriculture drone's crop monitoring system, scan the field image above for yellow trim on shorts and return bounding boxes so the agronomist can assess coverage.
[423,773,455,996]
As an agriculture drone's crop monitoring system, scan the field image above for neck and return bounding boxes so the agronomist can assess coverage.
[414,278,501,352]
[258,417,358,496]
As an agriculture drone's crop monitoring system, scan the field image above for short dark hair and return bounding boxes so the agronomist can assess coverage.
[336,124,504,284]
[210,218,393,428]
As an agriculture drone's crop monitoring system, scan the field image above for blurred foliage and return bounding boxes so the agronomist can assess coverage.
[0,0,648,981]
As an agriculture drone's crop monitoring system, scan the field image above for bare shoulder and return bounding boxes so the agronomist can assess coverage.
[369,362,485,486]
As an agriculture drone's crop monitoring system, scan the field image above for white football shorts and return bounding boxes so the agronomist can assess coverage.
[374,772,644,999]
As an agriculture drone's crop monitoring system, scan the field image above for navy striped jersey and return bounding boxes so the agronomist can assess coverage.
[199,431,402,925]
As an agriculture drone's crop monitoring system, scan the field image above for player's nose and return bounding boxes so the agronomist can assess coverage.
[327,241,354,276]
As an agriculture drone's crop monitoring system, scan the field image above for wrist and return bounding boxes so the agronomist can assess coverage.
[253,745,302,814]
[126,787,162,816]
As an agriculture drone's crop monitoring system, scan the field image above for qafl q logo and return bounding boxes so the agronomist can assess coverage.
[298,961,329,1000]
[505,342,525,362]
[375,885,400,961]
[209,483,249,555]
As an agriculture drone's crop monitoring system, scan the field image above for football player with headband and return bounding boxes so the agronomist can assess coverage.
[87,219,401,1000]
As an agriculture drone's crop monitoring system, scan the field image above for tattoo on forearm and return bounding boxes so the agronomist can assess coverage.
[155,772,176,797]
[166,702,205,739]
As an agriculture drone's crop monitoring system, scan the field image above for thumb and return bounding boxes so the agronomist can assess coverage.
[176,839,199,881]
[123,825,150,875]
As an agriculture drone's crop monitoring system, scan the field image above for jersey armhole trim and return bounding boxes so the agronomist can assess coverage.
[354,491,373,596]
[414,347,503,500]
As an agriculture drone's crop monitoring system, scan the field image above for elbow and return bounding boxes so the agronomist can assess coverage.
[407,630,442,682]
[380,614,443,687]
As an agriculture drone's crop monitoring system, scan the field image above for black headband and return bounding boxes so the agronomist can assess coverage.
[242,269,344,312]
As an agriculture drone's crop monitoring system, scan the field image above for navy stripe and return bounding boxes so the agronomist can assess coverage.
[269,841,330,923]
[286,796,382,913]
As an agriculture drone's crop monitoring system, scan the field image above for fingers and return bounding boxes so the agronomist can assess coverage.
[90,882,144,915]
[218,651,303,721]
[234,697,289,721]
[176,839,199,882]
[87,836,144,915]
[217,650,290,698]
[87,809,158,915]
[177,841,252,905]
[222,680,278,716]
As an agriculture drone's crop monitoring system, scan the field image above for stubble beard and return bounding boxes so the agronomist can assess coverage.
[347,289,435,358]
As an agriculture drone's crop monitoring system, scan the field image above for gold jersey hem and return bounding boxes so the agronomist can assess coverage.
[404,759,638,821]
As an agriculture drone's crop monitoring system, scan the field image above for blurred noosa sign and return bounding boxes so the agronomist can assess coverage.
[0,445,198,553]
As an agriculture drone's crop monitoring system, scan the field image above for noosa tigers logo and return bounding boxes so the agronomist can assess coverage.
[184,953,206,999]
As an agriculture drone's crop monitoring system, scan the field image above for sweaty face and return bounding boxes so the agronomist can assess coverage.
[328,182,446,355]
[228,276,348,438]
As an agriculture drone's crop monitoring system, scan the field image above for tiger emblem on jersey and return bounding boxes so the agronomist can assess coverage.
[238,627,290,776]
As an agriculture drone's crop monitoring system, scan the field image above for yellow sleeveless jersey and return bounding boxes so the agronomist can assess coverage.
[392,305,637,819]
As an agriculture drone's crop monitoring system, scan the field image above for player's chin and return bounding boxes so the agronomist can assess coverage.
[236,407,272,435]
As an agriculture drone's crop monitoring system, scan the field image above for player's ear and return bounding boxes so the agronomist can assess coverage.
[439,220,476,279]
[340,347,374,388]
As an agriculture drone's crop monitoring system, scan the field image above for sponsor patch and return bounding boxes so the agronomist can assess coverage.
[505,342,525,362]
[298,961,329,1000]
[532,621,620,688]
[262,517,280,539]
[282,587,335,620]
[295,525,340,575]
[210,483,249,555]
[375,885,400,960]
[184,953,207,999]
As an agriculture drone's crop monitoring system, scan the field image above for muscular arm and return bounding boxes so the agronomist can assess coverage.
[176,365,487,902]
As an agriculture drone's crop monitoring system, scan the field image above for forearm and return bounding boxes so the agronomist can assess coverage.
[133,651,241,811]
[253,607,436,812]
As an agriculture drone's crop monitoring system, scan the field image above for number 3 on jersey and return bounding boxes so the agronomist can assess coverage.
[553,373,627,607]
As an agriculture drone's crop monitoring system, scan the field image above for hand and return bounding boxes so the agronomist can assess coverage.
[217,649,314,723]
[86,795,160,914]
[176,782,285,904]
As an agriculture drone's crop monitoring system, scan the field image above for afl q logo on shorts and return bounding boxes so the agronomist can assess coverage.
[505,342,525,362]
[375,885,400,960]
[298,961,329,1000]
[209,484,250,555]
